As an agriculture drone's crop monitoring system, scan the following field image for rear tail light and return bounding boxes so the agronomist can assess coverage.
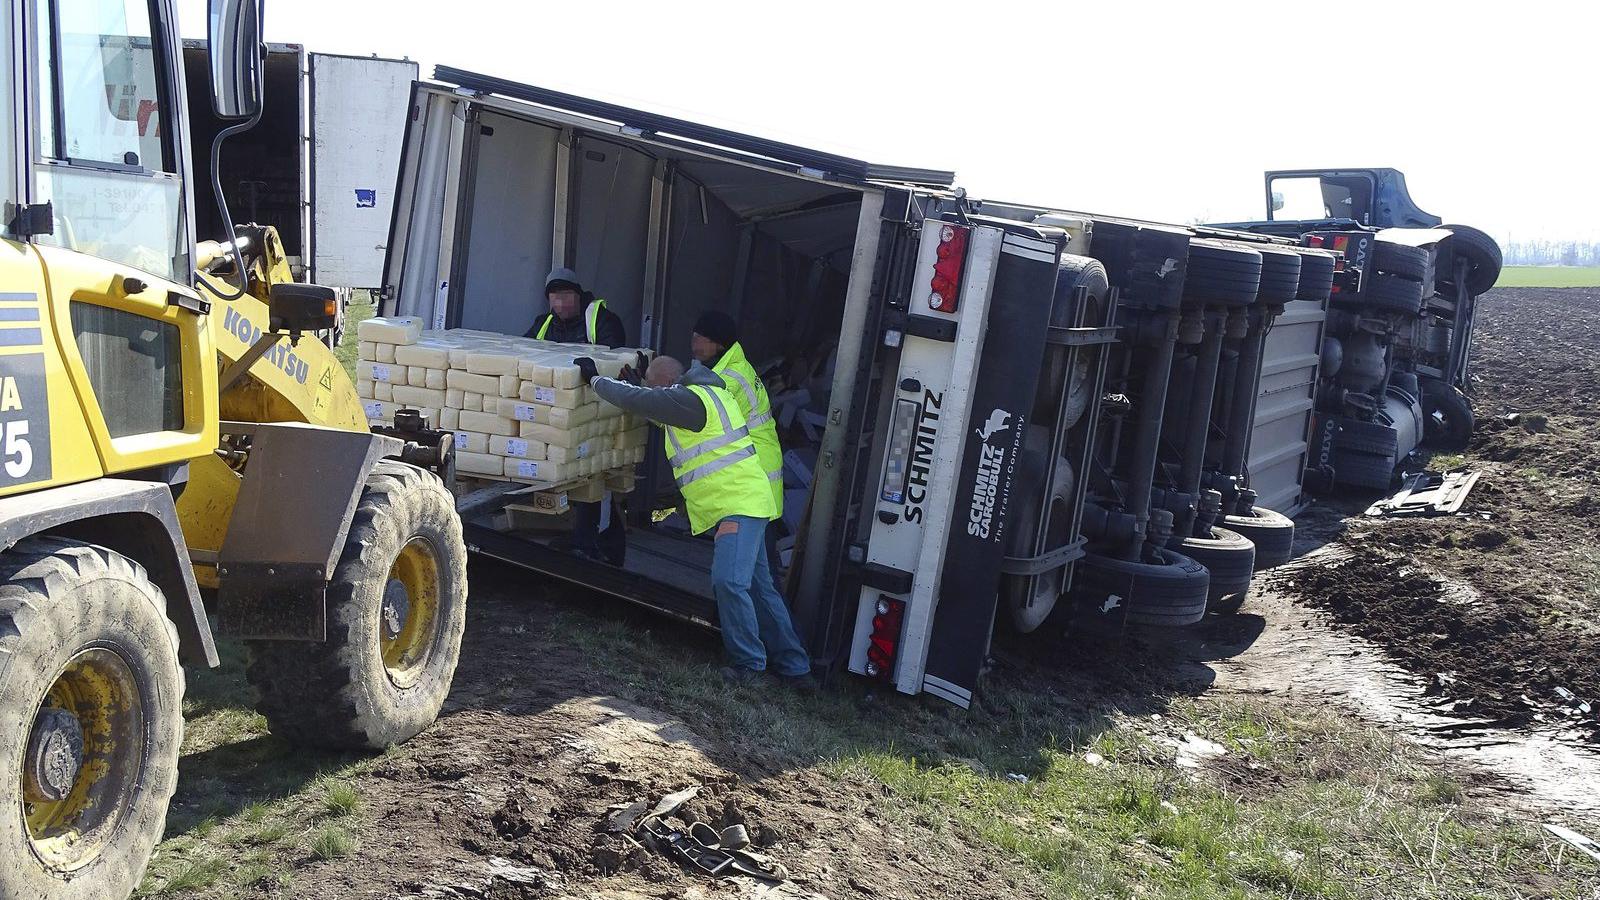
[1304,235,1325,249]
[879,399,921,503]
[927,224,970,313]
[864,595,906,678]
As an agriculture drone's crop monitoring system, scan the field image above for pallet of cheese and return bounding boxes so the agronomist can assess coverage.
[356,316,652,490]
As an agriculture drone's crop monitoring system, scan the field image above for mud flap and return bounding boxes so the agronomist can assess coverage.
[218,421,405,640]
[920,227,1062,707]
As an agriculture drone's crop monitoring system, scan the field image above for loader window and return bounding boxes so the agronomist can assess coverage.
[70,302,183,437]
[30,0,186,283]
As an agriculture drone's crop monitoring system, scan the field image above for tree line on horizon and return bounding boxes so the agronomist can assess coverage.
[1501,240,1600,267]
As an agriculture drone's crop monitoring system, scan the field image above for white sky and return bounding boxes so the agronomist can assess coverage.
[177,0,1600,244]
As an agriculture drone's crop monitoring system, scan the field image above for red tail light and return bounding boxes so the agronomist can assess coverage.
[1304,235,1325,249]
[864,596,906,678]
[1332,235,1350,253]
[927,224,969,313]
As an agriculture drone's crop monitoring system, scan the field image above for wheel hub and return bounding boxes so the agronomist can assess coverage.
[381,579,411,641]
[24,708,84,803]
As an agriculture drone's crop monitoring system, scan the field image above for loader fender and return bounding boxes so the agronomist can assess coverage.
[217,421,407,641]
[0,476,218,667]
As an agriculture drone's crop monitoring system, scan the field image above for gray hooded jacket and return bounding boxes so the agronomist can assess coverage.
[591,361,726,431]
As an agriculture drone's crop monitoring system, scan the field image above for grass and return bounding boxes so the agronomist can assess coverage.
[334,295,375,382]
[1495,266,1600,288]
[309,825,355,860]
[533,603,1600,899]
[321,781,359,817]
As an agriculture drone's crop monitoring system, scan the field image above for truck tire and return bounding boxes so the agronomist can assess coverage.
[249,461,467,749]
[1294,248,1337,301]
[1372,242,1430,281]
[1178,526,1255,612]
[1364,272,1426,316]
[0,538,183,900]
[1254,245,1304,305]
[1419,380,1474,451]
[1222,507,1295,569]
[1440,224,1503,297]
[1184,240,1261,306]
[1082,549,1209,628]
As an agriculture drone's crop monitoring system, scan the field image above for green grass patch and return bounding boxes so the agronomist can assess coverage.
[1495,266,1600,288]
[334,296,375,381]
[309,825,355,861]
[321,780,360,817]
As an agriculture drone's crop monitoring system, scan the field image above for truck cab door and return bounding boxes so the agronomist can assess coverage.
[24,0,217,478]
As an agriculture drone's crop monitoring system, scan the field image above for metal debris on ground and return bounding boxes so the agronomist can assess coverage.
[604,785,789,882]
[1365,470,1482,517]
[1543,823,1600,864]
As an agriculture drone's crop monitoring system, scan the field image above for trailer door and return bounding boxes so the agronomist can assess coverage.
[379,84,469,322]
[309,54,419,290]
[846,213,1065,706]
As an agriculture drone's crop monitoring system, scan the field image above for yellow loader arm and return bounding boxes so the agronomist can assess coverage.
[181,225,371,584]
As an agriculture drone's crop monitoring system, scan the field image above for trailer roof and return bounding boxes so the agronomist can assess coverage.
[434,66,956,189]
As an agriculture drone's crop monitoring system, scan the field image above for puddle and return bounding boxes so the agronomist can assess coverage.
[1183,545,1600,818]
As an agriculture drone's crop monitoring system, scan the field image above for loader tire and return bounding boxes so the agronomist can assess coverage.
[0,538,182,900]
[249,461,467,749]
[1420,380,1474,451]
[1440,224,1503,296]
[1177,526,1256,613]
[1222,507,1296,569]
[1083,548,1209,628]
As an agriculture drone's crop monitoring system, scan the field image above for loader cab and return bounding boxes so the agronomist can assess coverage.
[0,0,261,498]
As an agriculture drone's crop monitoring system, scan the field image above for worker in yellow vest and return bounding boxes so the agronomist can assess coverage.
[580,354,813,687]
[530,268,628,563]
[690,311,783,513]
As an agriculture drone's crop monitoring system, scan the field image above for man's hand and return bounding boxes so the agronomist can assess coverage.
[617,364,642,386]
[635,350,650,373]
[574,357,599,385]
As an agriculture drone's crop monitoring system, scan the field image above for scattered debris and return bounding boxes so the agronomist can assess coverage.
[1544,824,1600,864]
[1365,470,1482,517]
[614,785,790,883]
[1174,732,1227,769]
[1005,773,1029,784]
[1083,752,1106,767]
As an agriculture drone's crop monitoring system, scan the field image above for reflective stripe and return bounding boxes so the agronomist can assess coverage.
[667,424,749,467]
[666,388,743,466]
[747,409,773,429]
[675,444,757,487]
[767,470,782,481]
[534,315,552,340]
[723,368,760,410]
[585,299,605,344]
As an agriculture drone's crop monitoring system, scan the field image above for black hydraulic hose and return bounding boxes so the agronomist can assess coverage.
[200,102,266,301]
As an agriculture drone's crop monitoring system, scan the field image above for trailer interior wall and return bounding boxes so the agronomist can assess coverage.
[1249,296,1327,513]
[389,90,870,553]
[183,44,304,259]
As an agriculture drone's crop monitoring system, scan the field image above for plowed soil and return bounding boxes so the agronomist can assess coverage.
[1287,287,1600,737]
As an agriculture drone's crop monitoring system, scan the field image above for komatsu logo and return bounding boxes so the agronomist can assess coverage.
[966,407,1013,539]
[222,306,310,385]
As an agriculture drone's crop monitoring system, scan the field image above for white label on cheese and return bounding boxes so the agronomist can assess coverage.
[370,364,392,383]
[515,461,540,478]
[433,280,449,330]
[533,386,556,404]
[576,441,590,459]
[365,401,383,419]
[455,430,471,448]
[512,404,538,422]
[505,438,528,458]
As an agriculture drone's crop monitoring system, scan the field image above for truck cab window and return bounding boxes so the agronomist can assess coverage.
[30,0,186,283]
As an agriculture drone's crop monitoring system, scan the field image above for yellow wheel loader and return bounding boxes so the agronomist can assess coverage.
[0,1,465,896]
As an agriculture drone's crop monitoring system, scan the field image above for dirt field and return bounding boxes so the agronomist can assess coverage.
[1287,288,1600,738]
[137,289,1600,899]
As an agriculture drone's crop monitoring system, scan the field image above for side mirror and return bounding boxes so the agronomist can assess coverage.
[1269,191,1285,213]
[208,0,265,119]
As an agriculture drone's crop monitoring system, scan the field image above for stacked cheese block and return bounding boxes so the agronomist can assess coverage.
[354,316,651,487]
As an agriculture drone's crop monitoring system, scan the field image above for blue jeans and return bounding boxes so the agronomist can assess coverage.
[710,515,810,676]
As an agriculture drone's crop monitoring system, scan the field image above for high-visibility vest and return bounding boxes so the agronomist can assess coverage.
[666,384,777,534]
[712,342,783,516]
[535,298,607,343]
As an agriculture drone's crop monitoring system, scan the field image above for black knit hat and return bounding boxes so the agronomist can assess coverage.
[693,310,739,348]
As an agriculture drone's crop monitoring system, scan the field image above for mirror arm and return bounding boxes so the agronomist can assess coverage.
[202,102,265,300]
